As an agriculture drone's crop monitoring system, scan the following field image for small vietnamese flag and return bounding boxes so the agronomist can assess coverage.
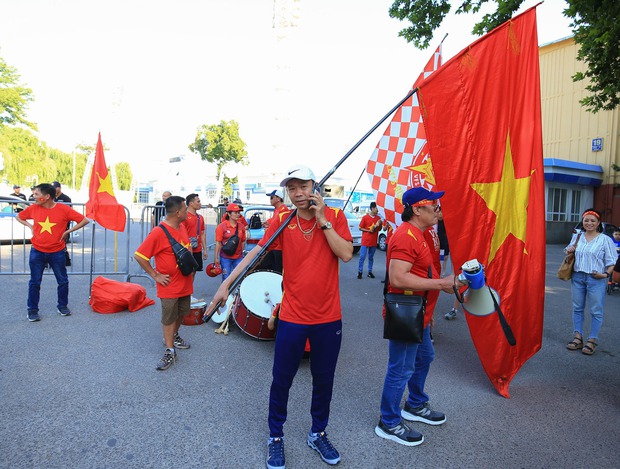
[85,133,126,232]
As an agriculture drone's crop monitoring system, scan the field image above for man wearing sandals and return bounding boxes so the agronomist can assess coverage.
[564,208,616,355]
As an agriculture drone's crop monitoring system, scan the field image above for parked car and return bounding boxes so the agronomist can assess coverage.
[573,221,619,238]
[243,205,275,245]
[323,198,362,253]
[377,226,388,251]
[0,195,31,244]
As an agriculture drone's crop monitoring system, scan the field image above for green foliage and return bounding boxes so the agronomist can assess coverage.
[188,120,248,180]
[564,0,620,112]
[115,162,133,190]
[389,0,619,112]
[0,56,37,130]
[223,175,238,198]
[0,126,87,188]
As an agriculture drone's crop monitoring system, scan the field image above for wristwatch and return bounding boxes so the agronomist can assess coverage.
[320,221,332,231]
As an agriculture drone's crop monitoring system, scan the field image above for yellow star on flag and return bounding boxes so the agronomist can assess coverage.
[471,132,532,265]
[38,216,57,234]
[96,172,115,196]
[407,158,436,186]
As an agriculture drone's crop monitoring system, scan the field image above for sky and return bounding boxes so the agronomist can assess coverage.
[0,0,572,191]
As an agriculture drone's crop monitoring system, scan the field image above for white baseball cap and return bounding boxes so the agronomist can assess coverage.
[280,165,316,187]
[266,189,284,199]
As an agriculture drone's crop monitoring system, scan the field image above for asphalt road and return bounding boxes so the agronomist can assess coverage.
[1,244,618,469]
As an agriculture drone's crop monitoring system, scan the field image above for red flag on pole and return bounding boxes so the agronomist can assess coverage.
[417,6,545,397]
[85,133,126,232]
[366,46,442,227]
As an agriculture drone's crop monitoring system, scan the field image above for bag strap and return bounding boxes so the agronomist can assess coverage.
[572,231,582,248]
[158,223,178,248]
[196,214,201,237]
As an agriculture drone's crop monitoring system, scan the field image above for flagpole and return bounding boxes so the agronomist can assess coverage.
[204,87,420,323]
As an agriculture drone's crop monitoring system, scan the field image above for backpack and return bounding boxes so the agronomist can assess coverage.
[221,225,240,256]
[249,212,262,230]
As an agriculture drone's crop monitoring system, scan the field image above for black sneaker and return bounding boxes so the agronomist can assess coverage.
[266,437,285,469]
[357,272,363,279]
[368,272,375,279]
[156,349,176,371]
[173,333,190,349]
[57,307,72,316]
[27,310,40,322]
[307,431,341,465]
[374,418,423,446]
[401,402,446,425]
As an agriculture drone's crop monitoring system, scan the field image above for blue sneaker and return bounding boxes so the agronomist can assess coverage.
[27,310,40,322]
[57,307,72,317]
[401,402,446,425]
[266,437,285,469]
[307,431,341,465]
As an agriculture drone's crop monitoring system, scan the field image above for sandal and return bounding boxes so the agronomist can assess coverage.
[582,339,597,355]
[566,334,583,350]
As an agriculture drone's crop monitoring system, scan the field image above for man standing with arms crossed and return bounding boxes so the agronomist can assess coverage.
[134,196,193,371]
[205,165,353,469]
[17,183,89,321]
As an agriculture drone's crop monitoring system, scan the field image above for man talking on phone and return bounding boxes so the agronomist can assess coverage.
[205,165,353,469]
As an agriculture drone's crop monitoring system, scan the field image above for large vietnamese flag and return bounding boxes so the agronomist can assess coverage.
[417,6,545,397]
[85,133,126,232]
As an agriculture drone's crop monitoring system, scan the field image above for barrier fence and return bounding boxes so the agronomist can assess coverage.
[1,203,222,280]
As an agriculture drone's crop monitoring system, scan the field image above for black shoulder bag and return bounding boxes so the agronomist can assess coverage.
[221,225,240,256]
[158,224,198,276]
[383,266,431,343]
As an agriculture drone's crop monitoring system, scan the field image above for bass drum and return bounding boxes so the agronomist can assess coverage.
[183,301,206,326]
[232,270,282,340]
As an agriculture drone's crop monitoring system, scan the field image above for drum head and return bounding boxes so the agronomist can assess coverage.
[211,294,235,324]
[239,270,283,319]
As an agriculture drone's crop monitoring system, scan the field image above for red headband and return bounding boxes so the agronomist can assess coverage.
[412,199,436,207]
[582,210,600,220]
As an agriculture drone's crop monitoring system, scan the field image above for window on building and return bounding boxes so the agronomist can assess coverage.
[569,190,581,222]
[138,191,149,204]
[246,190,251,201]
[547,187,585,222]
[208,189,216,199]
[547,187,567,221]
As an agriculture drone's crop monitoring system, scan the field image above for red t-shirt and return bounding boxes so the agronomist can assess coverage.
[266,204,289,251]
[386,222,440,327]
[216,219,246,259]
[182,212,205,253]
[135,223,193,299]
[18,203,85,253]
[259,207,353,325]
[359,213,382,247]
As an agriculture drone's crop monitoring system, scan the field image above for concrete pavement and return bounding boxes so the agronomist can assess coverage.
[1,244,618,468]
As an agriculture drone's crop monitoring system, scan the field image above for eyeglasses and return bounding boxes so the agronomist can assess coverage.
[419,204,441,212]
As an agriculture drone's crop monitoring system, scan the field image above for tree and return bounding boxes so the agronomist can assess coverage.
[115,162,133,191]
[188,120,248,180]
[0,56,37,129]
[389,0,620,112]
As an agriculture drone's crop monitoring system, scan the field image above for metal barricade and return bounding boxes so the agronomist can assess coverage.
[0,203,131,278]
[127,204,218,283]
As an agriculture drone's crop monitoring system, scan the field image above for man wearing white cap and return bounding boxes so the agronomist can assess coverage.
[206,165,353,469]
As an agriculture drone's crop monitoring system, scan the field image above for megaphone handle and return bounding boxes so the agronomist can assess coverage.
[487,286,516,346]
[453,285,465,304]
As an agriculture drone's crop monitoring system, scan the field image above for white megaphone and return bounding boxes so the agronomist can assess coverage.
[456,259,500,317]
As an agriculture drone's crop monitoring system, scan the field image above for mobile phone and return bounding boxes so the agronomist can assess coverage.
[310,182,320,206]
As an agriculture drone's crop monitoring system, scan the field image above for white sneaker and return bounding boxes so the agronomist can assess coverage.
[444,309,457,320]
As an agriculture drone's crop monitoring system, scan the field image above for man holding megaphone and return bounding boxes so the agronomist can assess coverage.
[375,187,465,447]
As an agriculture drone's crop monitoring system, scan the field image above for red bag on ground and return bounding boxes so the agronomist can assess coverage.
[89,276,155,314]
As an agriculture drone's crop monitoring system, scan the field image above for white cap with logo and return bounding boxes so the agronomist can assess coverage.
[279,165,316,187]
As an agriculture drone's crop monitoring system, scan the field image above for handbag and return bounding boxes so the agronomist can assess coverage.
[382,267,430,343]
[189,214,201,249]
[221,225,240,256]
[158,224,198,276]
[557,232,582,281]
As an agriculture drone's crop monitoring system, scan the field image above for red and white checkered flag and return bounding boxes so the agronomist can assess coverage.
[366,47,442,226]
